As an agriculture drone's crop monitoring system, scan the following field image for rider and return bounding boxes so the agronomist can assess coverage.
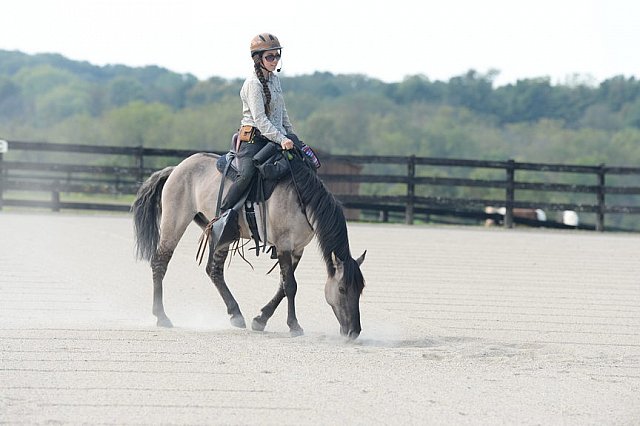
[219,32,298,212]
[208,33,300,252]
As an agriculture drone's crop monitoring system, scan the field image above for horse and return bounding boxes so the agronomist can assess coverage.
[131,151,366,339]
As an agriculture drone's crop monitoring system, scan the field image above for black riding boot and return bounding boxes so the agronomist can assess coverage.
[209,208,239,254]
[211,139,264,252]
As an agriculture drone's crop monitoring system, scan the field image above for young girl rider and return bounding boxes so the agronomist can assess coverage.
[208,33,301,252]
[219,32,298,212]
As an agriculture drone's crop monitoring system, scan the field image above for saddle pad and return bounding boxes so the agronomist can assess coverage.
[216,152,238,180]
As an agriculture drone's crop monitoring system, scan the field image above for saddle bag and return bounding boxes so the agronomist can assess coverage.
[252,142,290,180]
[238,125,256,143]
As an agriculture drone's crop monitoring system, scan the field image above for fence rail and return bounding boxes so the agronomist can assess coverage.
[1,140,639,231]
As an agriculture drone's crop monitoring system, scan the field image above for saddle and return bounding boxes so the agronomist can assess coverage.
[215,149,285,203]
[210,135,292,259]
[216,133,319,205]
[198,134,320,263]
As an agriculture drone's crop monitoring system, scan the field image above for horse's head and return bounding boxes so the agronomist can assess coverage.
[325,251,366,340]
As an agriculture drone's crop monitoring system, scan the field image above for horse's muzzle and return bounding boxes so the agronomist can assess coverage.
[341,325,361,340]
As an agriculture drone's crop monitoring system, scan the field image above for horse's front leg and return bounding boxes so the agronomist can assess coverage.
[252,252,302,334]
[279,251,304,337]
[206,247,246,328]
[251,287,284,332]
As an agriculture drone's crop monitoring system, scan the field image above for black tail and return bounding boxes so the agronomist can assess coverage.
[131,166,175,262]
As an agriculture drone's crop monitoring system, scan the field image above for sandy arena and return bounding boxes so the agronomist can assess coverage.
[1,211,639,424]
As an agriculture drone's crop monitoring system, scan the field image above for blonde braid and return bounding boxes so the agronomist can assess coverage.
[253,54,271,116]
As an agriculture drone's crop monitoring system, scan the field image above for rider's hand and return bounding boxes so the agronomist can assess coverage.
[281,138,294,150]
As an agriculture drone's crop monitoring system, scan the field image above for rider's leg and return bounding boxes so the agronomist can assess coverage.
[220,155,257,211]
[210,139,265,252]
[220,140,264,211]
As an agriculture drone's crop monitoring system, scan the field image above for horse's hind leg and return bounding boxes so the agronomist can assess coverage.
[151,247,174,327]
[206,248,246,328]
[151,209,193,328]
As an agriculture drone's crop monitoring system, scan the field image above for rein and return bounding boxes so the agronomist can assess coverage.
[196,221,214,265]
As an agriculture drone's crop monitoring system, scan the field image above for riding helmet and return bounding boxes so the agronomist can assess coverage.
[250,33,282,56]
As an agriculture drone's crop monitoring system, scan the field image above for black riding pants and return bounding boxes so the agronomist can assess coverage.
[220,137,268,211]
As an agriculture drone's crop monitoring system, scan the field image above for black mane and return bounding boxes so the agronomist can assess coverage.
[285,158,365,293]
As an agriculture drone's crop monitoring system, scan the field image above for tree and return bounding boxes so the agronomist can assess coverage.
[108,77,146,107]
[597,76,640,112]
[0,77,25,120]
[103,101,172,147]
[446,69,498,112]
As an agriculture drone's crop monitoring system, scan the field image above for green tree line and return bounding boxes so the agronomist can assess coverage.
[2,49,640,165]
[1,49,639,228]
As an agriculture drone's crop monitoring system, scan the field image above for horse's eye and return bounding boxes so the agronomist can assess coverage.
[338,287,346,295]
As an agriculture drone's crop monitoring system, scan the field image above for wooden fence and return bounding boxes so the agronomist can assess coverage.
[1,140,640,231]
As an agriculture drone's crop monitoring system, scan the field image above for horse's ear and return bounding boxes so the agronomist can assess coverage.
[356,250,366,266]
[331,252,344,271]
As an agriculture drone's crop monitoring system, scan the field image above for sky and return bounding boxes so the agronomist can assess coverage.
[1,0,638,86]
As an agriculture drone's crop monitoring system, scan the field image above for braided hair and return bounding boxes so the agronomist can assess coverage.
[252,53,272,116]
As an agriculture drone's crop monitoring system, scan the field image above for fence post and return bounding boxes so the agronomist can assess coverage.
[0,140,6,211]
[405,155,415,225]
[504,159,515,229]
[596,163,605,232]
[52,180,60,212]
[0,152,4,211]
[136,145,145,184]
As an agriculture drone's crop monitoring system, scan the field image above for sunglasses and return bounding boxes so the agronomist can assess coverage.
[264,54,281,63]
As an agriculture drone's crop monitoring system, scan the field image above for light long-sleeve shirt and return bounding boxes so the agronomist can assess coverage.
[240,71,294,144]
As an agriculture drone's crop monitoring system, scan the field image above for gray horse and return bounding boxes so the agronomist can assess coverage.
[132,152,366,339]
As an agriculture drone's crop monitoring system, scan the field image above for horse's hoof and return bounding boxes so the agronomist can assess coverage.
[251,317,266,332]
[157,317,173,328]
[230,314,246,329]
[290,326,304,337]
